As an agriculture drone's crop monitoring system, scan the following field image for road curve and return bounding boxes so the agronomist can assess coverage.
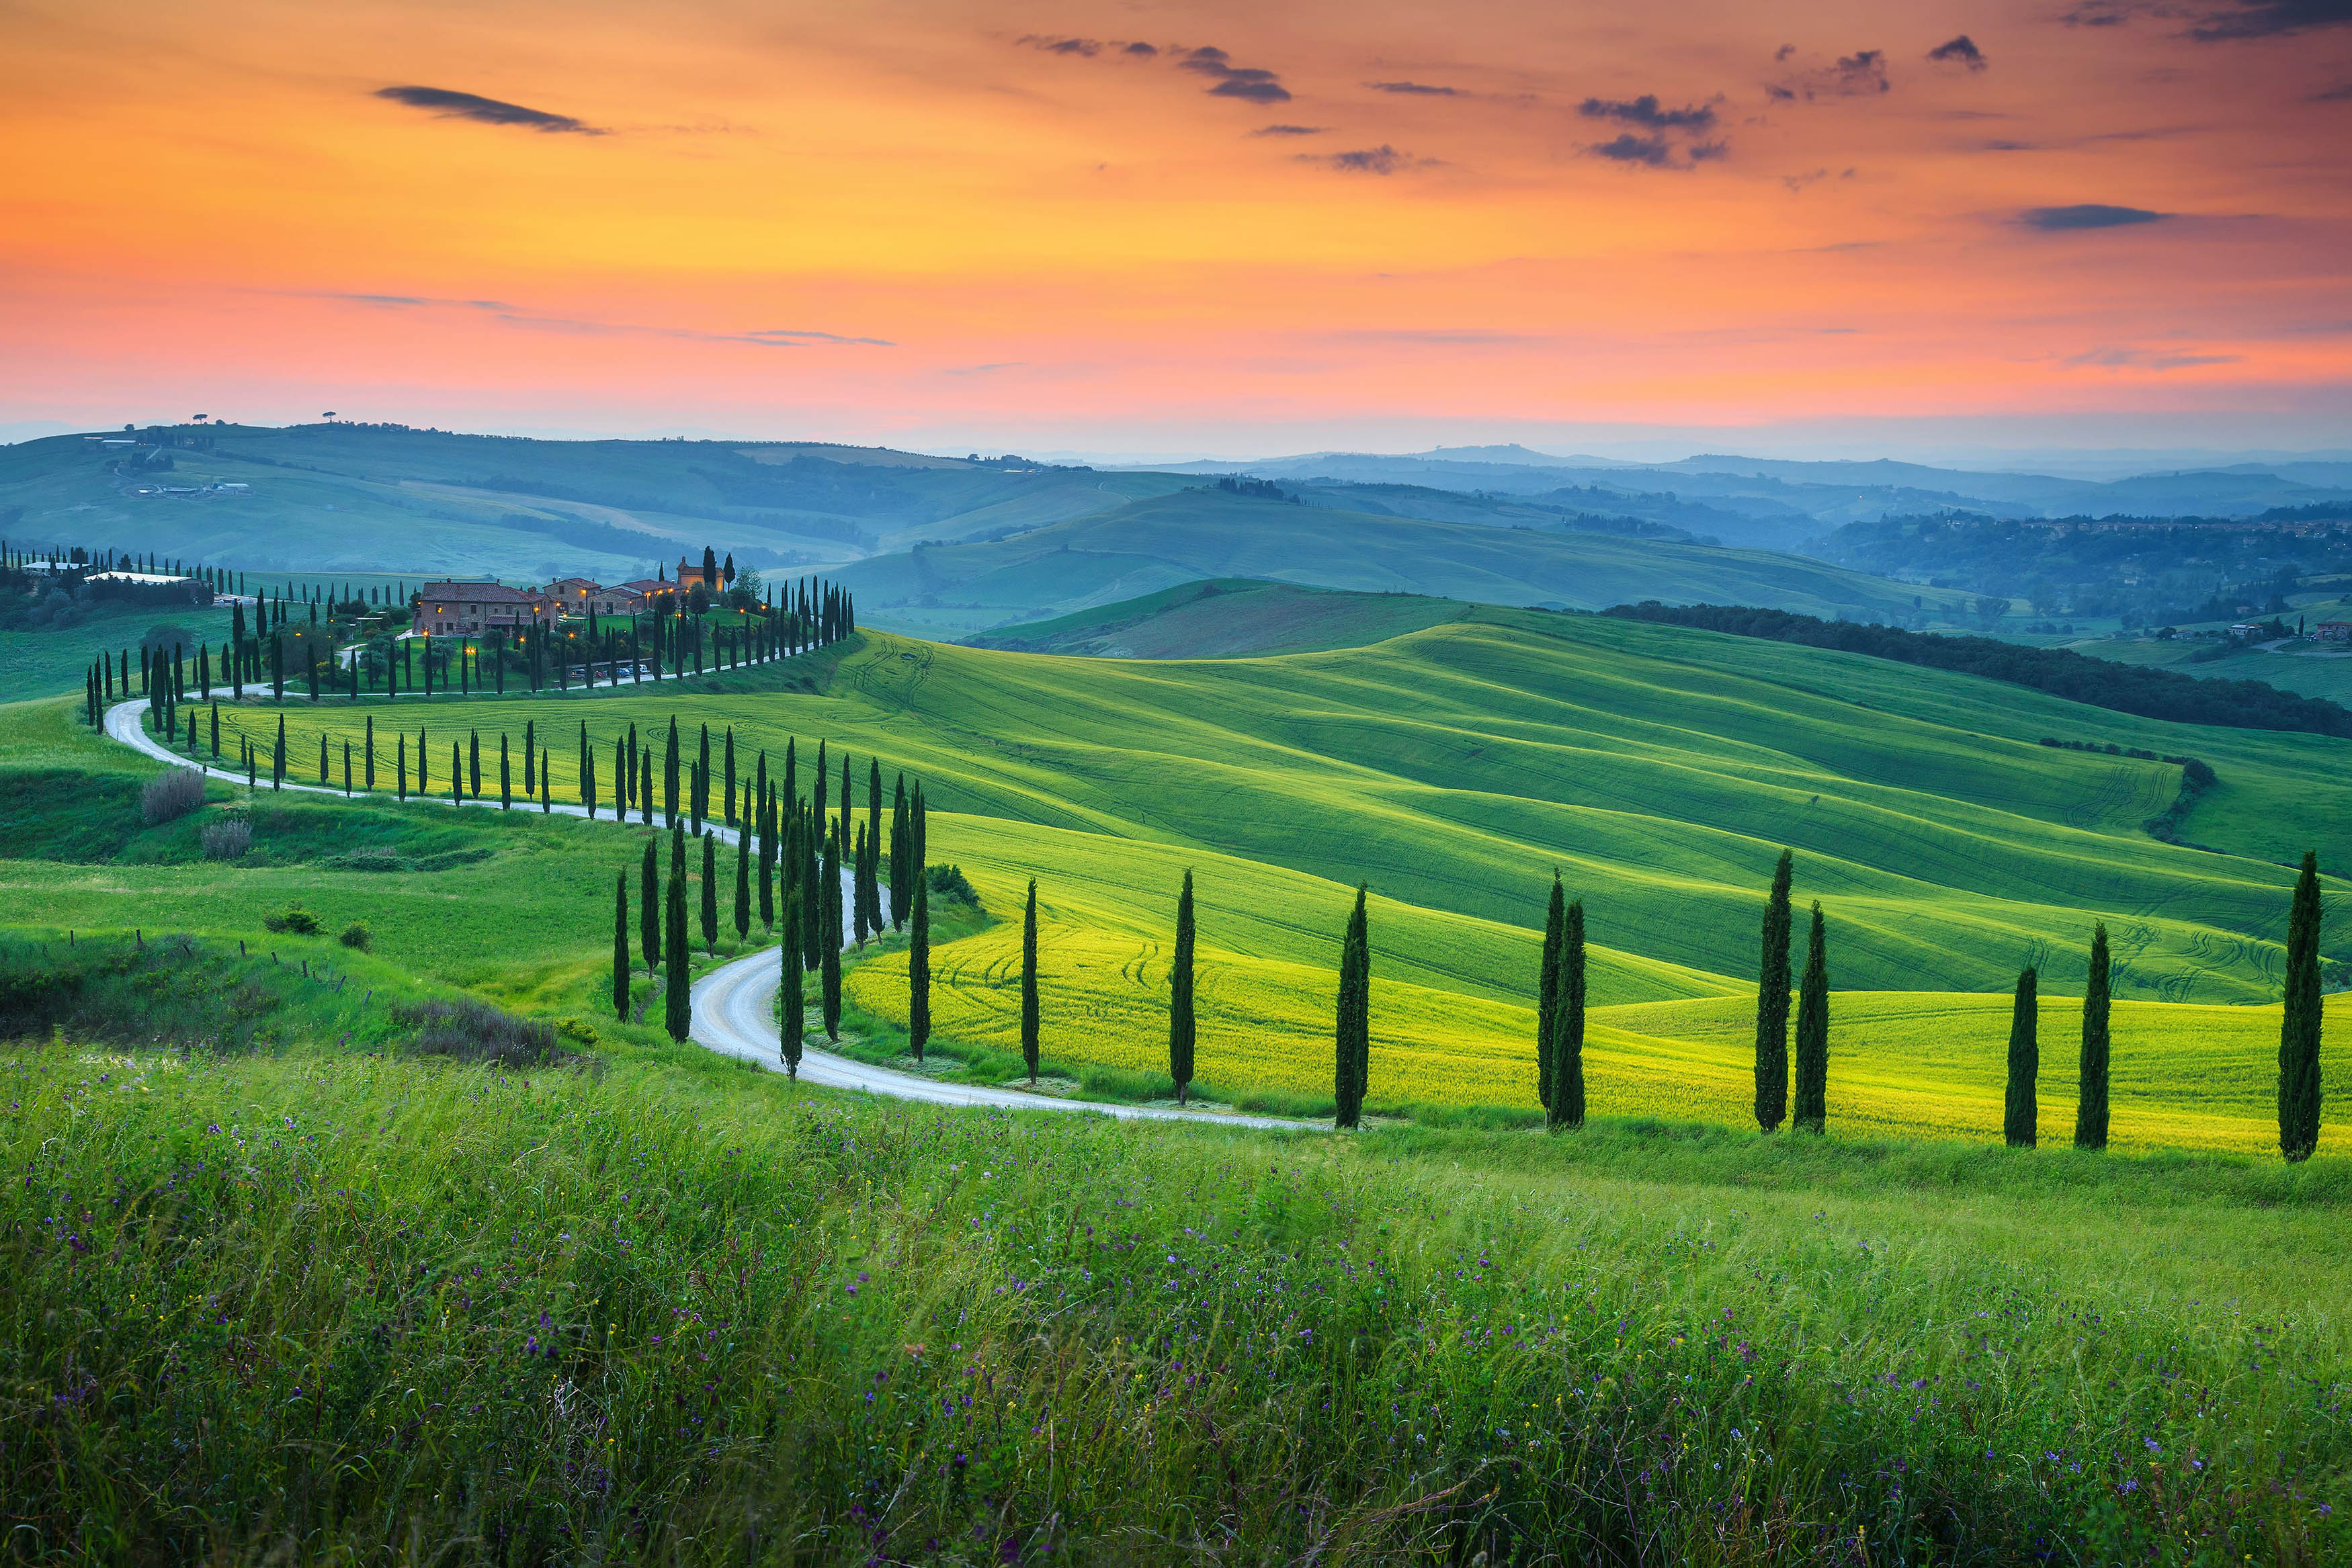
[104,697,1310,1130]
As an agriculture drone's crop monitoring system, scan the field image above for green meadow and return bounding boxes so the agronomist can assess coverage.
[6,583,2350,1561]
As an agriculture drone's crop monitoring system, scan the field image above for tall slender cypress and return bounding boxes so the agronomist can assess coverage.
[866,757,884,921]
[613,873,632,1022]
[664,827,691,1041]
[821,823,843,1039]
[1549,898,1587,1131]
[2075,922,2111,1151]
[640,840,661,971]
[800,805,824,971]
[522,718,534,796]
[780,895,805,1078]
[734,829,751,942]
[758,786,776,930]
[364,714,374,788]
[890,773,910,928]
[1538,872,1564,1112]
[700,830,719,955]
[1753,850,1794,1133]
[640,746,653,826]
[663,717,680,828]
[724,726,737,827]
[695,724,711,834]
[1334,884,1371,1129]
[909,879,931,1061]
[2279,850,2324,1162]
[1021,877,1040,1085]
[1792,902,1829,1133]
[1170,870,1197,1105]
[499,734,511,810]
[2004,966,2039,1148]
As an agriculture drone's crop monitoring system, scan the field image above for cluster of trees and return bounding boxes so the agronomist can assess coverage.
[87,573,859,725]
[1603,601,2352,739]
[587,728,925,1077]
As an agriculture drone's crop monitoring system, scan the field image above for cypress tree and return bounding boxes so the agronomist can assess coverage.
[1753,850,1794,1133]
[821,823,843,1039]
[450,742,461,805]
[700,831,719,954]
[734,828,751,942]
[890,773,910,928]
[851,824,872,947]
[1021,877,1040,1085]
[800,806,824,972]
[640,840,661,971]
[499,734,511,809]
[1334,884,1371,1129]
[1792,902,1829,1133]
[1170,870,1197,1105]
[866,758,884,919]
[583,744,597,820]
[396,734,407,799]
[417,729,428,793]
[343,739,352,795]
[724,727,737,827]
[664,717,680,828]
[909,878,931,1061]
[1538,871,1564,1112]
[639,746,653,826]
[2004,966,2039,1148]
[913,782,927,873]
[758,786,776,930]
[664,828,691,1042]
[273,713,285,790]
[318,730,328,785]
[2279,850,2324,1162]
[212,703,222,762]
[542,751,551,812]
[522,719,535,795]
[696,724,711,833]
[468,730,480,797]
[364,714,374,788]
[1549,898,1587,1131]
[2075,922,2111,1151]
[780,895,805,1078]
[613,872,631,1023]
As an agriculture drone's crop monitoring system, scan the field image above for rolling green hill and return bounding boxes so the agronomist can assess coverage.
[964,578,1472,657]
[843,489,1971,638]
[0,424,1189,578]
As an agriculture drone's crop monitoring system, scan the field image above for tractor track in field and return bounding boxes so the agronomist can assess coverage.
[103,697,1305,1131]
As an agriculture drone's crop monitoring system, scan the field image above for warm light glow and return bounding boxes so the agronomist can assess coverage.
[1,1,2347,451]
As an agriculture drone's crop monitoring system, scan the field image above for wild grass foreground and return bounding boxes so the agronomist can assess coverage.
[3,1031,2345,1565]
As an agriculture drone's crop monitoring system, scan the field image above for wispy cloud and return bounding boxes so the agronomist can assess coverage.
[1579,94,1718,130]
[1767,48,1892,103]
[302,293,890,347]
[1179,46,1292,103]
[1251,124,1327,136]
[2063,345,2240,369]
[2019,203,2169,229]
[1367,80,1461,96]
[1298,144,1430,174]
[2062,0,2352,37]
[1927,35,1990,70]
[374,85,601,134]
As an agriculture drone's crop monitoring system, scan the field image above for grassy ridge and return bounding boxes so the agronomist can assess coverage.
[845,489,1974,638]
[203,623,2338,1005]
[3,1037,2343,1563]
[965,577,1471,658]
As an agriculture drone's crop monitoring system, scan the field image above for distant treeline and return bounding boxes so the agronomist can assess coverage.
[1601,601,2352,740]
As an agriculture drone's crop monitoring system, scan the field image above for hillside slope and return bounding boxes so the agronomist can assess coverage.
[223,617,2344,1006]
[964,578,1470,657]
[843,489,1966,637]
[0,424,1186,577]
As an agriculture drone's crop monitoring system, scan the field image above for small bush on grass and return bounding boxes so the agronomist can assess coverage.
[140,768,205,827]
[337,922,369,950]
[925,863,982,910]
[392,996,596,1073]
[200,818,251,860]
[262,906,319,935]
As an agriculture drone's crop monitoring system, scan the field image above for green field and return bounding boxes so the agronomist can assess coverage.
[0,598,236,707]
[965,577,1472,657]
[130,591,2341,1153]
[844,489,1972,638]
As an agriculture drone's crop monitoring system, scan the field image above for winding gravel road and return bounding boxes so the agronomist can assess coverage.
[105,697,1304,1129]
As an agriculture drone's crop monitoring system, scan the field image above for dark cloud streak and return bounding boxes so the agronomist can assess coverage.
[1927,35,1989,69]
[2019,203,2169,229]
[374,85,600,134]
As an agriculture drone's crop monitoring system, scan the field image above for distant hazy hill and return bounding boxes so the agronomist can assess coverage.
[0,423,1190,577]
[1129,448,2352,535]
[965,578,1472,657]
[841,488,1968,639]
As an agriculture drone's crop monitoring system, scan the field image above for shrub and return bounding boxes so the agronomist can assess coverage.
[925,863,982,910]
[140,768,206,827]
[556,1016,599,1045]
[391,997,592,1072]
[200,818,252,860]
[337,922,370,950]
[263,906,321,935]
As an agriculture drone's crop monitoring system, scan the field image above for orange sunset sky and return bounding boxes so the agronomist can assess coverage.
[3,0,2349,457]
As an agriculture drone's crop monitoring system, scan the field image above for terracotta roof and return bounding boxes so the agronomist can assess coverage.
[618,578,674,594]
[419,580,538,604]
